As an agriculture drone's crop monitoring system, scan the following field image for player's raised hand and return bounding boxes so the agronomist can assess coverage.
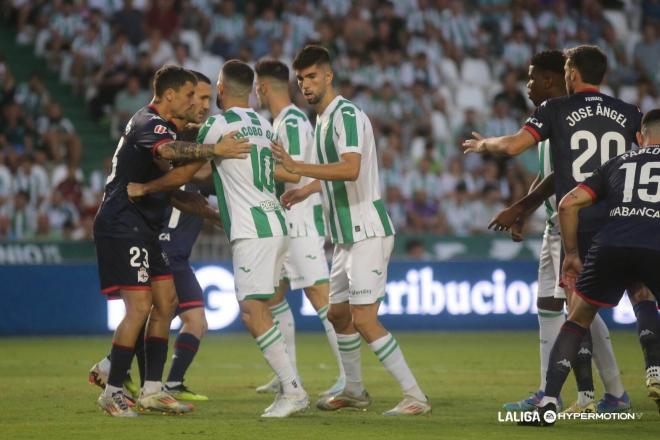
[488,204,524,232]
[214,131,250,159]
[280,188,309,210]
[127,182,146,199]
[561,253,583,291]
[271,141,297,174]
[462,132,486,154]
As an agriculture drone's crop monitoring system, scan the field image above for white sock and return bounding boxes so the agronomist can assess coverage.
[591,313,625,397]
[538,395,559,407]
[103,383,122,397]
[165,381,182,388]
[317,304,345,378]
[257,325,304,397]
[538,308,565,391]
[98,356,111,376]
[369,333,426,402]
[577,390,595,406]
[142,380,162,396]
[337,333,364,395]
[270,300,297,376]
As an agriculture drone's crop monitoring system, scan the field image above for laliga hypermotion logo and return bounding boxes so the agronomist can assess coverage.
[497,409,642,423]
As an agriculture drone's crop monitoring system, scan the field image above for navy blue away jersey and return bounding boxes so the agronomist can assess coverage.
[159,183,204,267]
[94,105,177,239]
[524,89,642,230]
[581,145,660,250]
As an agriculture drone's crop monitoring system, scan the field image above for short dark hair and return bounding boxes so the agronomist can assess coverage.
[565,45,608,85]
[641,109,660,134]
[531,50,566,76]
[153,65,197,97]
[222,59,254,89]
[189,70,211,85]
[254,59,289,83]
[292,45,331,71]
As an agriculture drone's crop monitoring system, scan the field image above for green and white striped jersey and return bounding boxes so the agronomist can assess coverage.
[314,95,395,244]
[538,139,558,235]
[273,104,326,238]
[197,107,287,242]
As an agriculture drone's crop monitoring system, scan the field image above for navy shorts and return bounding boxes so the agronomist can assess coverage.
[171,262,204,315]
[576,245,660,307]
[95,236,172,300]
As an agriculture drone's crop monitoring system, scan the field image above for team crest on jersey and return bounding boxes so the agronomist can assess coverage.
[154,125,168,134]
[137,266,149,283]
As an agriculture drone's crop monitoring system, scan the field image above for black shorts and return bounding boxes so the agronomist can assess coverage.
[95,236,172,300]
[171,263,204,315]
[575,245,660,308]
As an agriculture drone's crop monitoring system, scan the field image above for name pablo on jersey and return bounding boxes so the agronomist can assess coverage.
[566,101,629,128]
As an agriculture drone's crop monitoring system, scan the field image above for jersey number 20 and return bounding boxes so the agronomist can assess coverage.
[571,130,626,181]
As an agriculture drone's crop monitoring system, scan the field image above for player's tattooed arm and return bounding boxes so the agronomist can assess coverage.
[155,130,250,161]
[462,129,537,156]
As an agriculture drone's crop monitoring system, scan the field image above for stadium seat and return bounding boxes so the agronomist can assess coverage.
[437,58,460,87]
[460,58,492,89]
[454,85,487,112]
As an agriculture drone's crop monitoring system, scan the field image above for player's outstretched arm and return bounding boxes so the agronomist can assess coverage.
[272,141,360,181]
[489,172,555,234]
[127,160,206,198]
[558,186,594,289]
[280,180,321,210]
[274,164,301,184]
[170,190,222,228]
[156,130,250,161]
[462,129,536,156]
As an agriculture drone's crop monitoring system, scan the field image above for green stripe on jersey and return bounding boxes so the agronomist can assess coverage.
[197,116,216,143]
[324,111,354,243]
[285,107,308,121]
[250,207,273,237]
[373,199,393,236]
[211,165,232,240]
[313,204,325,236]
[246,111,261,126]
[340,106,358,147]
[223,110,241,124]
[315,124,339,242]
[274,209,287,236]
[285,118,300,155]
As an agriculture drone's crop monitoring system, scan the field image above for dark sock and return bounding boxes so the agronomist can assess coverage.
[144,336,169,382]
[634,300,660,369]
[108,343,134,388]
[572,329,594,392]
[134,326,146,386]
[545,321,588,398]
[166,333,201,384]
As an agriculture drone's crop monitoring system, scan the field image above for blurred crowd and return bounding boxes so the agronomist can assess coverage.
[1,0,659,241]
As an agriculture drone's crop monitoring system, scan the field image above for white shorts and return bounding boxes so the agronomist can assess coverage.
[231,236,288,301]
[329,235,394,305]
[537,231,566,299]
[281,235,330,290]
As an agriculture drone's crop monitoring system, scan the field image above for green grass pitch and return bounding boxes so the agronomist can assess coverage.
[0,331,658,439]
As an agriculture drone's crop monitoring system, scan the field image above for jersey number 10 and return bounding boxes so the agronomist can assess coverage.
[250,145,274,193]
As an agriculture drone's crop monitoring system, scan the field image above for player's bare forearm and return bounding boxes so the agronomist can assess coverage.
[517,172,555,216]
[191,162,213,185]
[462,129,536,156]
[170,190,217,220]
[275,164,301,184]
[143,161,204,194]
[558,187,594,255]
[157,141,216,161]
[285,153,361,181]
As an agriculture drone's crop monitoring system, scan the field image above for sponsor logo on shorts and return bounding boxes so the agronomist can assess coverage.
[137,266,149,283]
[372,269,383,276]
[349,288,372,296]
[305,254,317,260]
[239,266,251,273]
